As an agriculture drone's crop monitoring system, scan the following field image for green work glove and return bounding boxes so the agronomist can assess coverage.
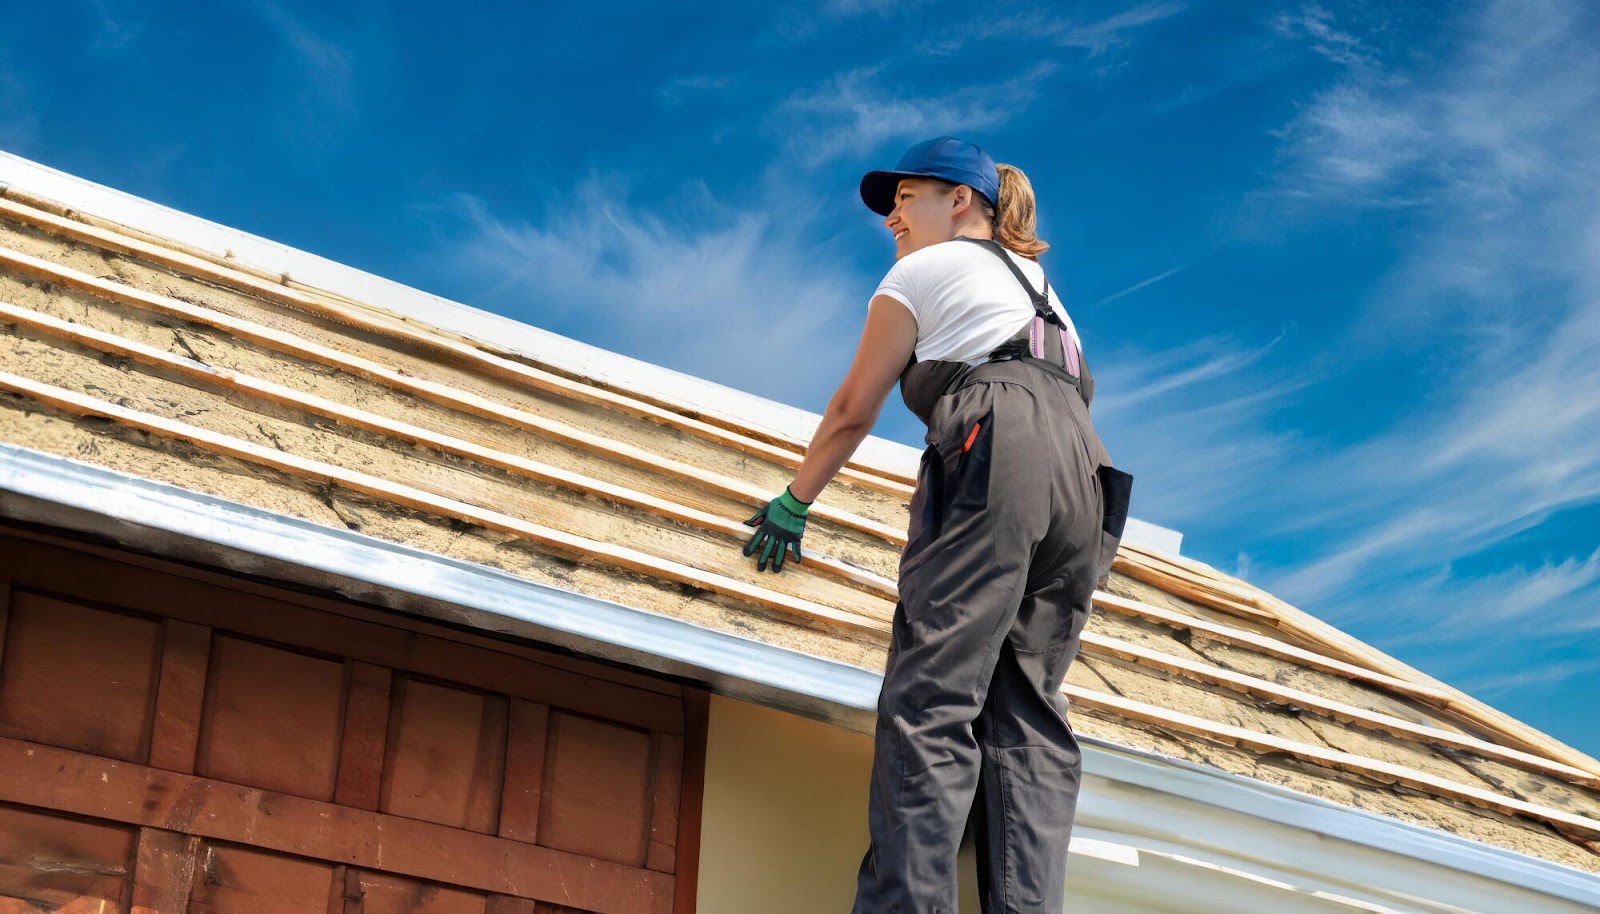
[742,487,811,573]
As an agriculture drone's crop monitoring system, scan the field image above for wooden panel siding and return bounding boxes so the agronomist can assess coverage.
[0,591,161,763]
[195,635,348,801]
[0,532,704,913]
[0,805,134,912]
[379,677,509,833]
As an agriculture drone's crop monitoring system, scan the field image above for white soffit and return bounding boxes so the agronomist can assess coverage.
[0,445,1595,914]
[0,150,1184,556]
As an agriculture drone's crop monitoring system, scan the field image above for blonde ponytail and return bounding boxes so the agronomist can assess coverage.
[990,164,1048,258]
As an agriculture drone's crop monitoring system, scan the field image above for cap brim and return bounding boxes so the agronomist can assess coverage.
[859,170,924,216]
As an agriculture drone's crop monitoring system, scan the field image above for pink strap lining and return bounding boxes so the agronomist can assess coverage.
[1061,328,1081,378]
[1029,317,1044,359]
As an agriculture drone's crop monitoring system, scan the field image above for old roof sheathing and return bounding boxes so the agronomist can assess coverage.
[1,183,1598,873]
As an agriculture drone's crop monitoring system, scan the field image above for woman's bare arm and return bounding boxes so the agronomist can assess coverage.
[789,296,917,503]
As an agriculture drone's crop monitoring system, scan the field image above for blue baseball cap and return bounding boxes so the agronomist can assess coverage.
[859,136,999,217]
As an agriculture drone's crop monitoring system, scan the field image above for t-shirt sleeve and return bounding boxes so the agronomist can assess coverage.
[871,257,919,321]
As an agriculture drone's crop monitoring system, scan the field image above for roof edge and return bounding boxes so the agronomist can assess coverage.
[0,150,1183,556]
[0,444,1593,911]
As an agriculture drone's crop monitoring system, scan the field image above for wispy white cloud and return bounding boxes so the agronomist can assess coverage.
[1091,262,1192,307]
[1223,0,1600,680]
[920,2,1186,57]
[1270,2,1376,70]
[421,180,869,409]
[1460,653,1600,697]
[658,74,733,105]
[1054,1,1188,56]
[243,0,356,138]
[1091,333,1306,529]
[777,64,1057,167]
[86,0,145,52]
[821,0,923,19]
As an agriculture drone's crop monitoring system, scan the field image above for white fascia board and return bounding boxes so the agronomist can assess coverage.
[0,149,1183,556]
[0,445,1594,912]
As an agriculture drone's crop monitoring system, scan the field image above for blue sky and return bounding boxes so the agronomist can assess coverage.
[3,1,1597,756]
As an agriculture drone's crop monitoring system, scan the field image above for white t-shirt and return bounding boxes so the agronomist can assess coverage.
[873,239,1083,366]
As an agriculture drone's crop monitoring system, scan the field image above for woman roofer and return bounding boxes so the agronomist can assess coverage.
[741,136,1132,913]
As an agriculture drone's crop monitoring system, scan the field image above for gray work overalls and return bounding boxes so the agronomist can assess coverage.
[852,238,1133,914]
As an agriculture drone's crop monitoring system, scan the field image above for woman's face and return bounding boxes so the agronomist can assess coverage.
[884,178,958,260]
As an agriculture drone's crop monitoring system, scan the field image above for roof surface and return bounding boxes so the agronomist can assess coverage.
[0,180,1598,875]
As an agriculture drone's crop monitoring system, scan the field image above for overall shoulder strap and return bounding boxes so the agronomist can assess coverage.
[953,236,1056,322]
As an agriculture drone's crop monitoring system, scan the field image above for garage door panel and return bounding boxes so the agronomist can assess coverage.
[380,678,508,833]
[540,714,653,867]
[195,636,346,801]
[188,842,337,914]
[0,533,702,914]
[0,805,133,914]
[0,592,160,763]
[347,870,487,914]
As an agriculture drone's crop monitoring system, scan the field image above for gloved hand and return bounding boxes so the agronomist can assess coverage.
[742,487,811,573]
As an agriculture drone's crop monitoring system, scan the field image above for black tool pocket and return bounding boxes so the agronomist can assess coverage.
[1095,465,1134,582]
[948,412,994,515]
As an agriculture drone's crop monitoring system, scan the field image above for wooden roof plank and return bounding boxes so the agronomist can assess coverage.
[0,369,892,639]
[1080,630,1600,787]
[0,196,917,496]
[0,298,897,602]
[1091,592,1454,703]
[0,245,910,548]
[1062,684,1600,840]
[1116,543,1600,781]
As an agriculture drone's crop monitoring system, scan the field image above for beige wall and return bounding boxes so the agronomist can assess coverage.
[695,694,987,913]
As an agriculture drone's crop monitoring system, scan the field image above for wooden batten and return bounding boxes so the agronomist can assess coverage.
[0,246,908,548]
[1079,630,1600,786]
[0,370,893,640]
[0,195,915,497]
[0,298,896,600]
[1091,592,1454,703]
[1063,684,1600,840]
[1115,543,1600,782]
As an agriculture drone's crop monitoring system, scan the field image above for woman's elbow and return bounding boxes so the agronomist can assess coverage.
[828,394,879,432]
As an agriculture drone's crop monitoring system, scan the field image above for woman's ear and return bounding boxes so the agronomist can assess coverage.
[950,184,974,216]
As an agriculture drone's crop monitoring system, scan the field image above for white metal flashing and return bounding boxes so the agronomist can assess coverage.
[0,445,1594,912]
[0,149,1184,556]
